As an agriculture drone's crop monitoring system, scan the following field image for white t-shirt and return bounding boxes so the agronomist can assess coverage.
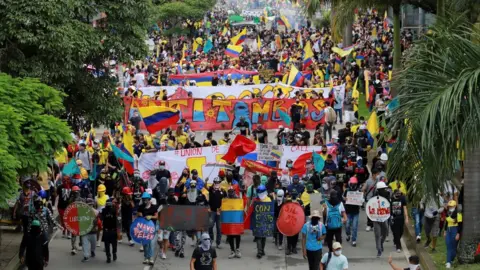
[134,73,146,88]
[321,253,349,270]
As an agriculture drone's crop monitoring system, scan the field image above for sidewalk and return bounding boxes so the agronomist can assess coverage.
[0,227,22,270]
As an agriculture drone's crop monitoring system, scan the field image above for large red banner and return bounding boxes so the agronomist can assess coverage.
[124,97,329,131]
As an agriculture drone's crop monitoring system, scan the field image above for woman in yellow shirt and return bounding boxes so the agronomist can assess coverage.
[444,200,462,268]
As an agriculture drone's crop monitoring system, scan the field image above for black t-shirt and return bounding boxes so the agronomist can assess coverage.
[253,129,268,143]
[236,121,249,136]
[57,185,71,209]
[391,196,407,220]
[192,247,217,270]
[211,77,219,86]
[156,170,171,183]
[343,189,361,214]
[137,204,158,225]
[101,207,117,230]
[301,130,310,145]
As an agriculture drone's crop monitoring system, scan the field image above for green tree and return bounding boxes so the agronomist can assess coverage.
[154,0,216,32]
[387,13,480,264]
[0,74,71,208]
[0,0,152,131]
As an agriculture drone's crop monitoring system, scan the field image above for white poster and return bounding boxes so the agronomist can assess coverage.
[365,196,391,222]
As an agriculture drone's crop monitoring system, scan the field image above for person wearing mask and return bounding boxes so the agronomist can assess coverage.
[175,168,190,197]
[101,198,118,263]
[56,176,72,238]
[208,178,226,249]
[285,190,303,255]
[444,200,462,269]
[373,181,391,257]
[225,187,242,258]
[95,184,109,246]
[279,169,292,191]
[69,185,85,255]
[288,174,305,196]
[362,168,381,231]
[388,254,420,270]
[19,220,48,270]
[28,196,57,265]
[233,116,250,136]
[324,190,347,252]
[390,189,409,252]
[75,143,92,174]
[154,176,169,206]
[247,175,261,207]
[421,194,444,251]
[190,233,217,270]
[156,161,172,189]
[186,169,205,191]
[343,177,361,247]
[81,198,99,262]
[14,179,36,234]
[252,124,268,144]
[255,185,271,259]
[320,242,349,270]
[290,99,304,128]
[274,190,285,250]
[218,132,232,145]
[220,171,240,196]
[266,171,280,196]
[120,187,135,246]
[129,111,142,134]
[301,182,319,217]
[299,124,311,145]
[302,210,327,270]
[324,155,339,173]
[137,192,158,265]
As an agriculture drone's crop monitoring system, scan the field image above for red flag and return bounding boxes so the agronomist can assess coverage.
[221,135,256,163]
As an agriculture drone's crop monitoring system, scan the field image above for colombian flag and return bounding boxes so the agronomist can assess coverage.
[221,198,245,235]
[277,15,291,29]
[287,65,304,87]
[137,106,180,134]
[225,44,243,58]
[303,41,314,70]
[230,28,247,45]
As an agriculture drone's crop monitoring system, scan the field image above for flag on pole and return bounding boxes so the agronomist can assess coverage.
[230,28,247,45]
[137,106,180,134]
[277,15,291,29]
[312,151,325,172]
[225,44,243,58]
[303,41,314,70]
[257,35,262,51]
[287,65,304,87]
[221,135,256,163]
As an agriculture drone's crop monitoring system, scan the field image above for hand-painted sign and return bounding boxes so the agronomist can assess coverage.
[258,144,283,161]
[130,217,156,245]
[63,202,96,236]
[124,97,331,131]
[277,202,305,236]
[220,199,244,235]
[346,191,364,206]
[366,196,391,222]
[158,205,210,231]
[252,201,275,237]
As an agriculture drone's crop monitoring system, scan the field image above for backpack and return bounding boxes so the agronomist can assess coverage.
[326,107,336,123]
[326,201,342,229]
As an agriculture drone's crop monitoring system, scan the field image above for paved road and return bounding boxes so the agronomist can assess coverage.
[46,212,408,270]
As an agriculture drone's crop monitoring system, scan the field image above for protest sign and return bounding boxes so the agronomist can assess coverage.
[345,191,364,206]
[258,144,283,161]
[252,201,275,237]
[366,196,391,222]
[130,217,156,245]
[277,202,305,236]
[159,205,210,231]
[309,193,323,213]
[220,199,244,235]
[63,202,96,236]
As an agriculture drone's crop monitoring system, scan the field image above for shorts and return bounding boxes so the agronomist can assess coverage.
[159,230,170,240]
[424,215,440,237]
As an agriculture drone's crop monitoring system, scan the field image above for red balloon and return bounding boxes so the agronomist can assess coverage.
[276,202,305,236]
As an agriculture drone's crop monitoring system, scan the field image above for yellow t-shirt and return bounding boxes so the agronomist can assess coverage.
[446,212,462,227]
[260,197,272,203]
[175,132,188,146]
[389,181,407,196]
[80,167,89,179]
[55,148,68,164]
[144,134,154,148]
[346,75,353,89]
[300,190,319,206]
[352,89,360,112]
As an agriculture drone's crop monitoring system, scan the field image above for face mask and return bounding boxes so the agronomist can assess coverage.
[287,164,293,168]
[409,264,419,270]
[159,166,165,170]
[350,184,357,190]
[228,191,235,198]
[311,217,320,226]
[214,184,220,190]
[201,238,211,251]
[449,208,455,213]
[258,191,268,200]
[343,159,348,163]
[322,183,329,190]
[322,151,327,154]
[334,250,342,256]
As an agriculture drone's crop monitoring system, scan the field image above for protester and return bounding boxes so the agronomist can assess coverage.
[255,185,271,259]
[302,210,327,270]
[320,242,349,270]
[81,198,99,262]
[343,177,360,247]
[137,192,158,265]
[190,233,217,270]
[324,190,347,252]
[120,187,135,246]
[388,254,420,270]
[208,178,226,249]
[390,189,409,252]
[274,189,285,250]
[444,200,462,268]
[101,198,118,263]
[19,220,49,270]
[373,182,391,257]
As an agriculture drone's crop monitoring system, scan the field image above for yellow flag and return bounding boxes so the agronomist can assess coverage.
[367,111,380,136]
[257,35,262,50]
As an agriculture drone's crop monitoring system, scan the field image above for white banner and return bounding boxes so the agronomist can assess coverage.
[138,144,323,186]
[138,84,345,100]
[365,196,391,222]
[345,191,364,206]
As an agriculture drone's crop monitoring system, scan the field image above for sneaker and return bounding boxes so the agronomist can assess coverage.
[396,249,402,253]
[235,249,242,258]
[352,241,357,247]
[140,246,144,252]
[71,248,77,255]
[278,245,283,250]
[366,226,371,232]
[179,253,184,258]
[385,238,390,242]
[107,258,111,263]
[256,253,262,259]
[424,239,431,249]
[118,239,123,244]
[82,257,89,262]
[377,250,382,258]
[96,242,101,247]
[148,259,154,265]
[91,252,95,258]
[346,235,351,242]
[113,254,117,261]
[68,235,72,239]
[446,262,451,268]
[286,250,291,255]
[416,236,421,243]
[292,248,297,254]
[129,240,135,246]
[229,251,236,259]
[216,244,222,249]
[162,252,166,259]
[143,259,149,264]
[175,250,179,257]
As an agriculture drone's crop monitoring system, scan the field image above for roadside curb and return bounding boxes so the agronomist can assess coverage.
[4,256,20,270]
[403,223,437,269]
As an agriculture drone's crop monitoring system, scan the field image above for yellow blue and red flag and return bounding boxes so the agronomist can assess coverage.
[287,65,304,87]
[303,41,314,70]
[137,106,180,134]
[230,28,247,45]
[225,44,243,58]
[221,198,245,235]
[277,15,291,29]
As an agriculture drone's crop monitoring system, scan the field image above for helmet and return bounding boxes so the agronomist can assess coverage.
[276,189,284,197]
[256,185,267,194]
[380,153,388,161]
[97,184,106,192]
[122,187,133,195]
[72,186,81,192]
[38,190,48,199]
[349,177,358,184]
[141,192,151,199]
[447,200,457,207]
[76,159,83,166]
[31,220,41,227]
[376,182,388,189]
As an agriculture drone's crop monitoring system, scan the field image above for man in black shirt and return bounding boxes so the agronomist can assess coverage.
[252,124,268,144]
[290,100,303,127]
[155,161,172,188]
[234,116,250,136]
[205,132,218,146]
[190,233,217,270]
[211,73,219,86]
[390,189,408,252]
[343,177,361,247]
[225,74,233,86]
[129,111,142,135]
[208,178,226,248]
[101,199,118,263]
[299,124,310,145]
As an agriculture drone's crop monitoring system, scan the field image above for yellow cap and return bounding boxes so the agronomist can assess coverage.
[97,184,106,192]
[447,200,457,207]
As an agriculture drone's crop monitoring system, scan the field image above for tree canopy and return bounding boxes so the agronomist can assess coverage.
[0,74,71,207]
[155,0,217,29]
[0,0,152,131]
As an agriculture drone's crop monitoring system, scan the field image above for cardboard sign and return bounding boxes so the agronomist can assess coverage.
[258,144,283,161]
[159,205,210,231]
[366,196,391,222]
[277,202,305,236]
[309,193,323,213]
[63,202,96,236]
[346,191,365,206]
[130,217,156,245]
[252,201,275,237]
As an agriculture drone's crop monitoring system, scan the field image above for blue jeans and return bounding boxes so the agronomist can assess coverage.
[334,108,343,123]
[143,232,158,259]
[346,213,359,241]
[445,227,458,263]
[411,207,423,237]
[208,212,221,245]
